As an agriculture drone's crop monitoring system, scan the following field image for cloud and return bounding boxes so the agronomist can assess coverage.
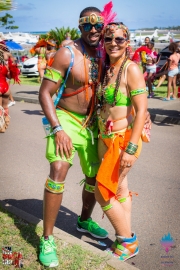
[17,3,36,10]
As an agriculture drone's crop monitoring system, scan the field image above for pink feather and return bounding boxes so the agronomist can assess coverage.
[100,1,117,26]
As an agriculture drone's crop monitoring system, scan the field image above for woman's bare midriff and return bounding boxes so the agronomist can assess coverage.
[100,103,133,131]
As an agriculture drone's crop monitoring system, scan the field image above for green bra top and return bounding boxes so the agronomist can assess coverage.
[103,84,131,106]
[97,59,147,106]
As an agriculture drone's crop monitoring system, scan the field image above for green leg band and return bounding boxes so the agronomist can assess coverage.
[102,203,113,212]
[118,197,127,203]
[45,176,65,194]
[85,183,95,193]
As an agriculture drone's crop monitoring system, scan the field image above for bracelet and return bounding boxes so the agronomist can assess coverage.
[125,142,138,155]
[53,125,63,134]
[52,125,61,130]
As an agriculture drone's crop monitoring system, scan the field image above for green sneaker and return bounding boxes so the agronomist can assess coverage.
[39,235,59,267]
[76,216,108,239]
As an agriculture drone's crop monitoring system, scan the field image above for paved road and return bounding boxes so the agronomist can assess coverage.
[0,101,180,270]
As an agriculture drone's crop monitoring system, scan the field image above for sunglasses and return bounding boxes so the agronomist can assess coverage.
[81,23,104,32]
[104,36,127,44]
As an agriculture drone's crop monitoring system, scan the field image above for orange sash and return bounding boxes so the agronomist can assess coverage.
[96,129,142,201]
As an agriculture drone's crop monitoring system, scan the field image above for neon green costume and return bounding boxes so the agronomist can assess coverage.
[46,109,100,178]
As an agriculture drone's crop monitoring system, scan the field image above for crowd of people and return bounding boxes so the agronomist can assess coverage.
[132,36,180,100]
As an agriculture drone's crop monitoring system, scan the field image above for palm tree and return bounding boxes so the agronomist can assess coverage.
[0,0,15,12]
[40,27,80,47]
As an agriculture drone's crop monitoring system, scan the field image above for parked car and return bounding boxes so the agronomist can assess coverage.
[21,56,39,77]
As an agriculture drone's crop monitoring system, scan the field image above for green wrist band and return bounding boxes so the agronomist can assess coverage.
[125,141,138,155]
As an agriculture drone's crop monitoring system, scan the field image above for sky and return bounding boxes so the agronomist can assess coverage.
[0,0,179,32]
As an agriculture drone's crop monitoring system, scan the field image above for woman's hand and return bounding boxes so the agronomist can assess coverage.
[54,130,73,159]
[120,152,137,168]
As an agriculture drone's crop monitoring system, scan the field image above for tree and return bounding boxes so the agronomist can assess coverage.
[0,0,15,12]
[40,27,80,47]
[0,13,18,29]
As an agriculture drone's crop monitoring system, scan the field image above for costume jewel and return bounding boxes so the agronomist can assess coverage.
[85,53,99,84]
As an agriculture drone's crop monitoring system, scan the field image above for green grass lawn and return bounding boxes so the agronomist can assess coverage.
[17,75,40,86]
[0,205,115,270]
[153,80,168,98]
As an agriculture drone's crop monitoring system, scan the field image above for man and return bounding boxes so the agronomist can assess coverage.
[39,6,151,268]
[39,7,108,268]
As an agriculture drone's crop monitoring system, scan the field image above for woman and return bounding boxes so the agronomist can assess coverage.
[0,45,11,133]
[145,42,158,98]
[95,22,147,261]
[35,45,47,82]
[163,42,180,101]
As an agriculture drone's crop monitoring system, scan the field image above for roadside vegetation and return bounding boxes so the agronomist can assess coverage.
[0,205,115,270]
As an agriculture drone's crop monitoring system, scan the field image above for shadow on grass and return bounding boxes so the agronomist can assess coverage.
[2,199,113,251]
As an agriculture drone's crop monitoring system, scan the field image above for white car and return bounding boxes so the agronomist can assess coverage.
[21,55,39,77]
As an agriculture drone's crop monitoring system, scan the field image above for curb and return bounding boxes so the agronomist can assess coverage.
[0,200,139,270]
[13,95,180,125]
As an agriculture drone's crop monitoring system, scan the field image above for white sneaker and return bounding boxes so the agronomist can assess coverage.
[8,101,16,107]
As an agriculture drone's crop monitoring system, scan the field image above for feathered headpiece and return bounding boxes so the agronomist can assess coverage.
[100,1,117,27]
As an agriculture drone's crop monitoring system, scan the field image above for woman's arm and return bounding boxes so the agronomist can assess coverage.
[121,63,147,168]
[127,63,147,145]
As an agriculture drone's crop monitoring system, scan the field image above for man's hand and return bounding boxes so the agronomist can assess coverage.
[54,130,73,159]
[144,111,151,130]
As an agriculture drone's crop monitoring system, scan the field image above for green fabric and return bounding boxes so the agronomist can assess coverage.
[104,84,131,106]
[46,109,99,178]
[44,67,64,83]
[130,88,147,97]
[39,235,59,267]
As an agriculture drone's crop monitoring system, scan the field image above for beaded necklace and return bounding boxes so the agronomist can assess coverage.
[80,39,101,84]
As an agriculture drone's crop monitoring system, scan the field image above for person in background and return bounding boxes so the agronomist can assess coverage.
[2,42,16,107]
[144,36,150,46]
[60,32,73,47]
[45,40,57,66]
[146,42,158,98]
[163,42,180,101]
[30,39,48,82]
[0,42,20,132]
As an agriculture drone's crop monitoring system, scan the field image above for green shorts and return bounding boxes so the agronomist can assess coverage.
[46,109,100,178]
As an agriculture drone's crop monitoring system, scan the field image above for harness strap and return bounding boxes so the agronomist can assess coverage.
[62,85,88,97]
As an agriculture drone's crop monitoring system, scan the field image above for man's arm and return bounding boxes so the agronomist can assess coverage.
[39,47,73,158]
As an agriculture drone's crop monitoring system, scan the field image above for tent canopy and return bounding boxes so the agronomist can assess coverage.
[5,40,24,51]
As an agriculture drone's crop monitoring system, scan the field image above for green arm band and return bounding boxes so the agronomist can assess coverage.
[44,67,64,83]
[130,88,147,97]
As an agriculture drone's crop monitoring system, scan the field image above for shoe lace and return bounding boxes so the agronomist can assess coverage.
[88,220,100,231]
[41,238,57,254]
